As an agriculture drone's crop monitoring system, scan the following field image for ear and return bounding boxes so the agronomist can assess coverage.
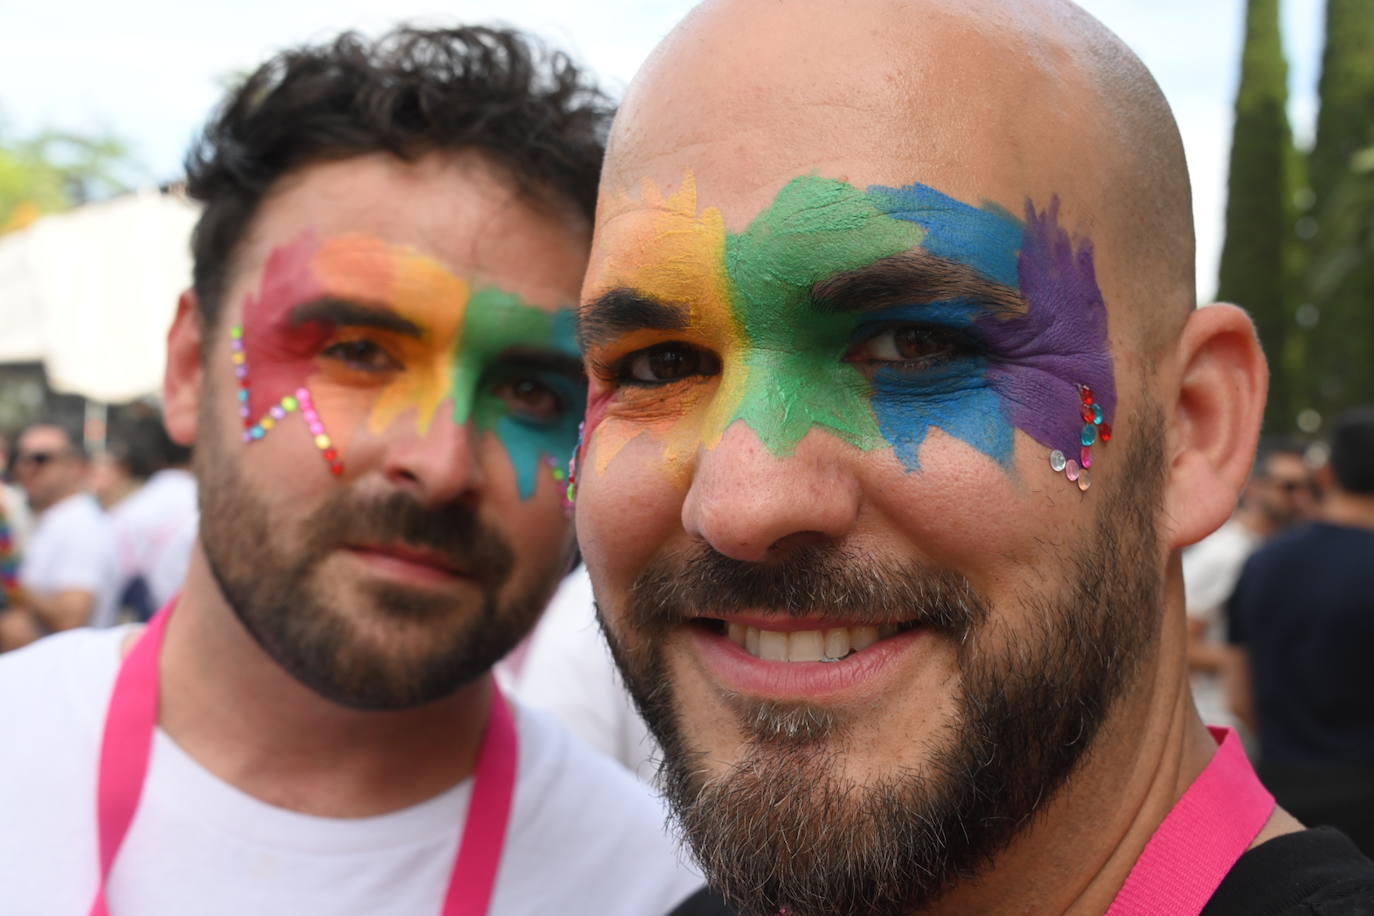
[1161,303,1268,549]
[164,288,206,447]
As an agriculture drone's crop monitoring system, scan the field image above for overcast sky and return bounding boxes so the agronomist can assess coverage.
[0,0,1327,301]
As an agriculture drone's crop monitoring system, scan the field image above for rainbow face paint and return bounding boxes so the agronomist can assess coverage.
[236,232,583,499]
[581,173,1115,480]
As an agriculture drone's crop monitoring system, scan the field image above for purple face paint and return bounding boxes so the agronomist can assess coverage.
[977,198,1116,463]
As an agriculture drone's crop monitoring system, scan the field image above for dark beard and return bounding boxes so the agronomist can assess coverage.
[194,402,565,710]
[598,408,1164,916]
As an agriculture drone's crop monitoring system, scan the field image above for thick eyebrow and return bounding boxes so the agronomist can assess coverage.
[578,288,689,351]
[495,348,585,381]
[811,250,1027,318]
[287,298,425,338]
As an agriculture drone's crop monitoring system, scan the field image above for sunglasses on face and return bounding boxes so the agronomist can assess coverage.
[15,450,68,469]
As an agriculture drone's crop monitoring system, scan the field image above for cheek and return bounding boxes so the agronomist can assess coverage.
[576,435,689,595]
[864,429,1077,589]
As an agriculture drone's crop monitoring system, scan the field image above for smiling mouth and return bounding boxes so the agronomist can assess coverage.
[691,618,921,662]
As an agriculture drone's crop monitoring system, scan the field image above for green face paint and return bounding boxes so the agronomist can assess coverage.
[453,288,582,499]
[723,177,926,455]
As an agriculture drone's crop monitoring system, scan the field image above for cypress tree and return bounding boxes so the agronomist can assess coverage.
[1304,0,1374,423]
[1309,0,1374,204]
[1216,0,1297,433]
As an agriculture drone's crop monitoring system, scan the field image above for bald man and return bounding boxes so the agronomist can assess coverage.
[570,1,1374,914]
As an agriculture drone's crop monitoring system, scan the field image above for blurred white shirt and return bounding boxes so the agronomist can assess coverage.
[109,469,197,611]
[20,492,119,627]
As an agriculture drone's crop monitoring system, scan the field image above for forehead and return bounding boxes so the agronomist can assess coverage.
[596,2,1116,247]
[230,151,590,316]
[20,426,69,450]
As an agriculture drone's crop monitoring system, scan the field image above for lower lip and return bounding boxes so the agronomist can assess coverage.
[686,625,929,701]
[343,548,471,587]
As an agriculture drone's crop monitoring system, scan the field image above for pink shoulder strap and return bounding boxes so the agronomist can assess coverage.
[89,600,518,916]
[1106,726,1275,915]
[89,606,172,916]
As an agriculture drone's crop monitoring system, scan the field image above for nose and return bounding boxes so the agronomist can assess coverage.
[681,422,862,563]
[379,407,486,507]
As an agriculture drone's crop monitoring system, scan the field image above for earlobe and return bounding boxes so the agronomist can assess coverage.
[164,289,206,447]
[1161,303,1268,549]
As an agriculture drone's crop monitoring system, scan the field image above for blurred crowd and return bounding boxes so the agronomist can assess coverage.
[0,414,196,650]
[1182,407,1374,856]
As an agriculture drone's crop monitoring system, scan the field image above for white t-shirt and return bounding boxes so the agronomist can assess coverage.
[1181,518,1261,730]
[18,491,119,628]
[514,568,662,784]
[0,627,704,916]
[108,469,197,609]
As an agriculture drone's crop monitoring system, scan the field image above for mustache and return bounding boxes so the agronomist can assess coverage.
[625,543,988,637]
[301,489,515,588]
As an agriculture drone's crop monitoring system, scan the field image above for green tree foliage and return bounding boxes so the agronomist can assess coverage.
[1302,0,1374,424]
[0,123,136,233]
[1308,0,1374,204]
[1217,0,1298,433]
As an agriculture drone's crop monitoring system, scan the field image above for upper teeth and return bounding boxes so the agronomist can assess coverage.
[727,623,899,662]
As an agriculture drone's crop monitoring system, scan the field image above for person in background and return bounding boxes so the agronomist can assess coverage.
[0,430,34,607]
[1227,407,1374,858]
[0,421,119,648]
[91,438,149,511]
[1182,441,1313,729]
[105,414,198,618]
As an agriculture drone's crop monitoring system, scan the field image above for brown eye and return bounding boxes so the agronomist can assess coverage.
[322,339,401,373]
[622,343,721,385]
[849,325,972,370]
[493,377,564,421]
[891,327,959,362]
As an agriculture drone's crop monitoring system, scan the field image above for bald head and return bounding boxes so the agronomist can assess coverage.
[599,0,1193,350]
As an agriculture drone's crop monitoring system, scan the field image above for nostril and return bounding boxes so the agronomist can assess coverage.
[768,531,837,556]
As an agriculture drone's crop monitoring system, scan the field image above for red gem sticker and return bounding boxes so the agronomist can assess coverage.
[323,448,338,462]
[329,462,345,476]
[1099,423,1112,442]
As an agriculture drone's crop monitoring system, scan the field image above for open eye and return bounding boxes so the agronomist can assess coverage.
[492,376,566,421]
[618,342,722,386]
[848,325,976,371]
[321,338,402,373]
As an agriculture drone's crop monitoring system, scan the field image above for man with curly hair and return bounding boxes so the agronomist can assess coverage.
[0,25,723,916]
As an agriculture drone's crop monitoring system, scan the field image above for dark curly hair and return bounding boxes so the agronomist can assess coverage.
[184,24,614,331]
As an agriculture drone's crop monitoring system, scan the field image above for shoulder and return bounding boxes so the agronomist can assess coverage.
[502,703,705,915]
[0,627,131,727]
[1205,827,1374,915]
[42,494,116,545]
[511,702,671,840]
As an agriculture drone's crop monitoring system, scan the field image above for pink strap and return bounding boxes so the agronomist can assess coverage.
[442,688,519,916]
[1107,726,1275,915]
[89,600,518,916]
[88,604,173,916]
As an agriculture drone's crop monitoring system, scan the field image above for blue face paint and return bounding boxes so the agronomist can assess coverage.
[463,294,584,500]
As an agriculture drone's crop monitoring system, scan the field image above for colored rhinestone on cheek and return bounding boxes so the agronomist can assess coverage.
[1047,383,1110,491]
[231,324,344,476]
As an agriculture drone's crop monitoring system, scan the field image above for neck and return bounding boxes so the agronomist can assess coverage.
[917,581,1223,916]
[155,543,492,817]
[1321,491,1374,531]
[101,479,141,510]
